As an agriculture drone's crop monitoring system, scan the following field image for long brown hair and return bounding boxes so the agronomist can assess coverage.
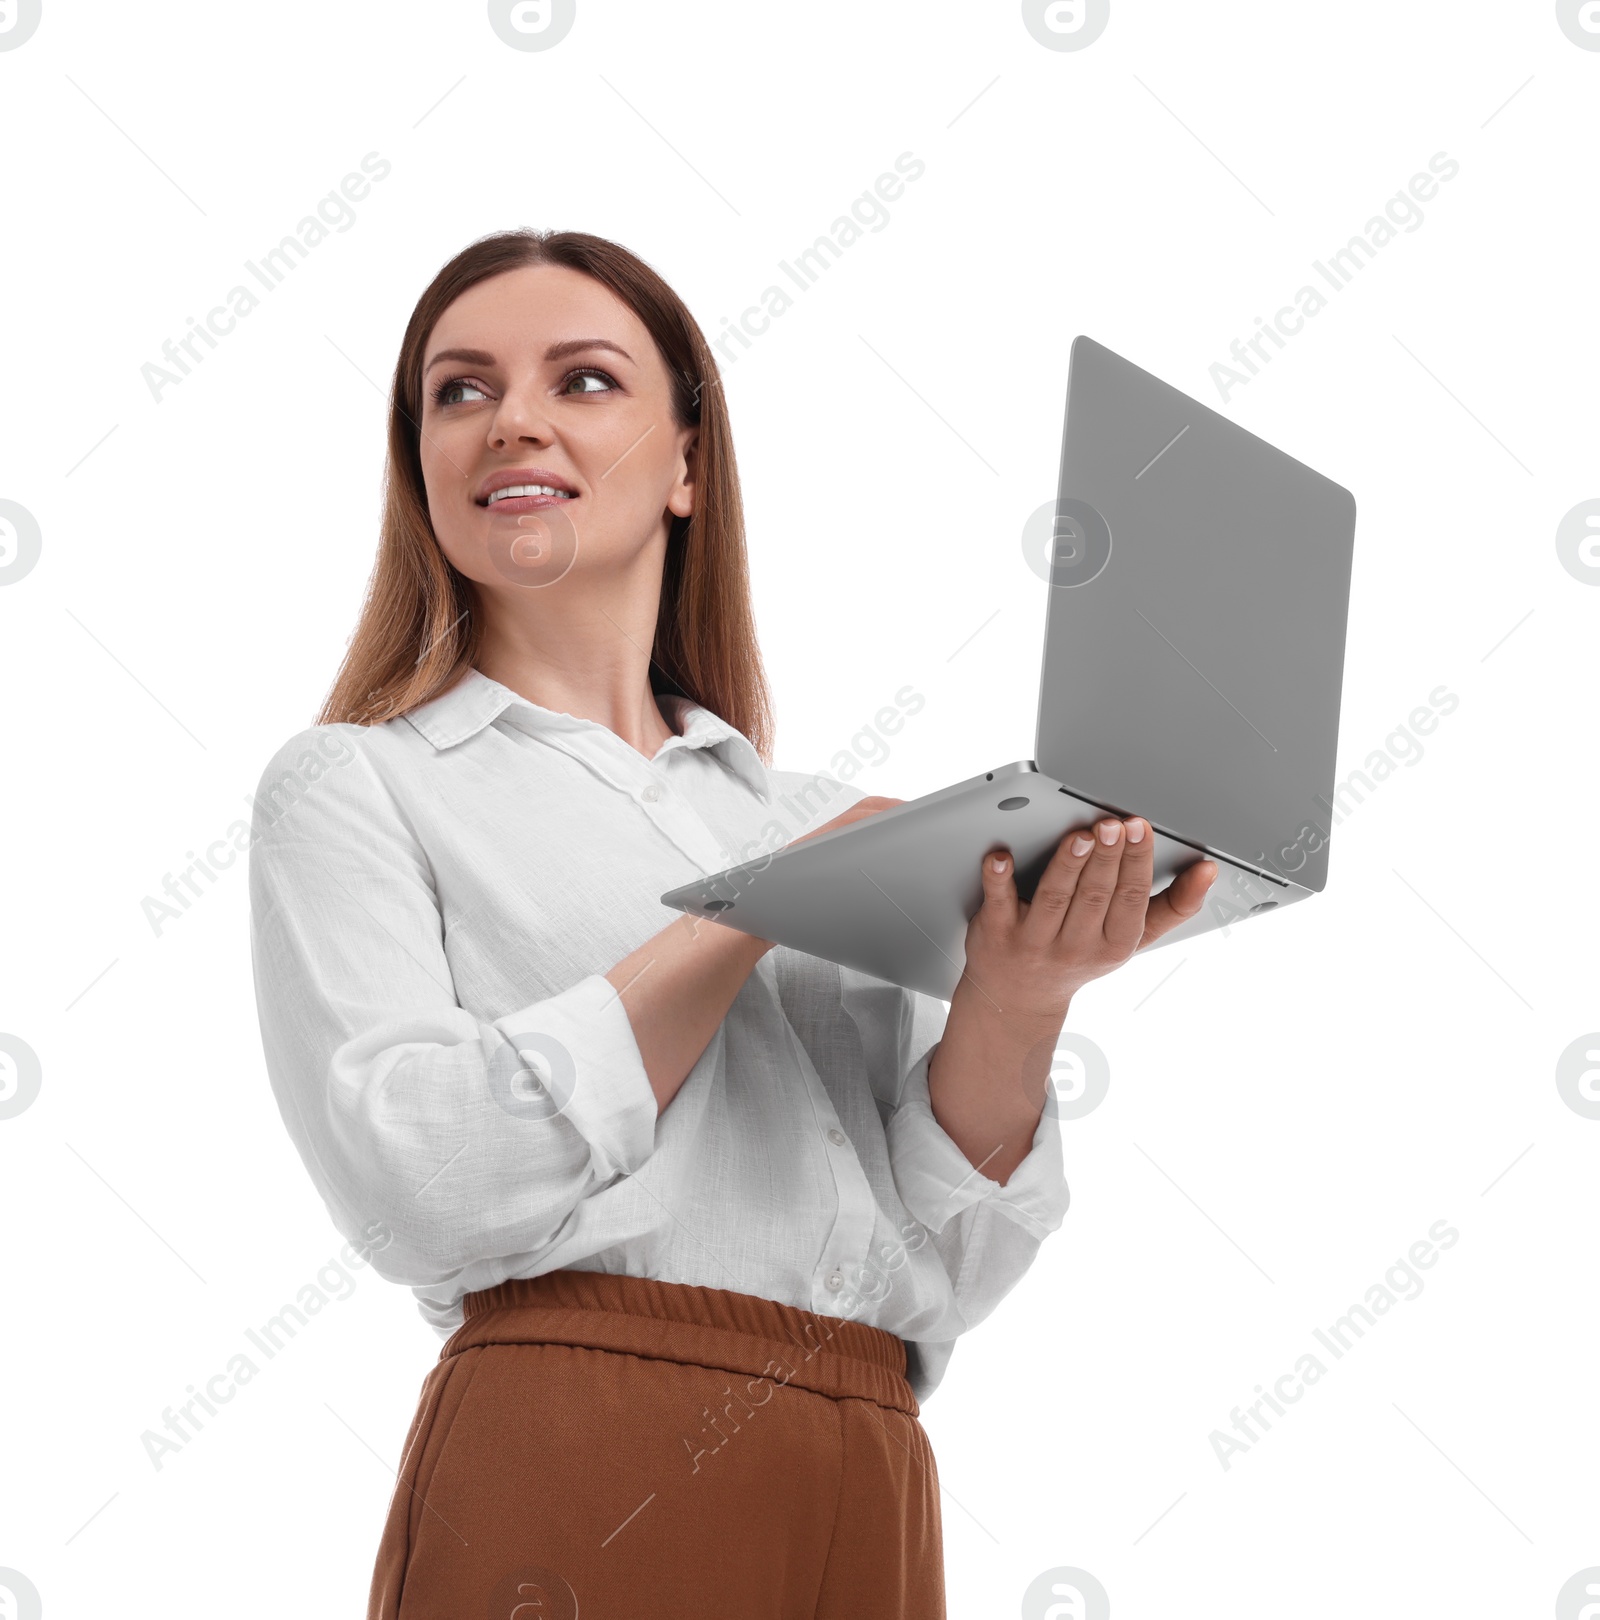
[314,229,774,761]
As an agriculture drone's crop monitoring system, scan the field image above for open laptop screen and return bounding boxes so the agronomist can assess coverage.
[1033,337,1357,892]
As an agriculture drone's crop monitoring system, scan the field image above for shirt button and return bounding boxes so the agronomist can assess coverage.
[826,1128,846,1147]
[825,1271,843,1292]
[640,784,660,803]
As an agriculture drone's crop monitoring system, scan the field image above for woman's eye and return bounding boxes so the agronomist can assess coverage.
[563,368,618,395]
[431,368,616,406]
[433,378,489,407]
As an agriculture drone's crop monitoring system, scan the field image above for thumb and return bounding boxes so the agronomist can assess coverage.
[979,848,1020,926]
[1174,860,1218,917]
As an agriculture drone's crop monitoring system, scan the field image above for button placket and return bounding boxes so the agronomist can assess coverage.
[754,975,877,1313]
[626,756,733,873]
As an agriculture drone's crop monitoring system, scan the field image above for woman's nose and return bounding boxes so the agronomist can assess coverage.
[489,383,555,446]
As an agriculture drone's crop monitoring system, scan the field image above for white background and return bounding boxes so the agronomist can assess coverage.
[2,2,1597,1616]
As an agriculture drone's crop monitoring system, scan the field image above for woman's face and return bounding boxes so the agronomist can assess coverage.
[417,263,695,597]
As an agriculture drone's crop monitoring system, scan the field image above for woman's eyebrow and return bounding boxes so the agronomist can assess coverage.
[545,337,634,363]
[424,338,634,373]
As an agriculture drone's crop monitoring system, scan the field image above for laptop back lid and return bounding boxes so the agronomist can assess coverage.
[1033,336,1357,892]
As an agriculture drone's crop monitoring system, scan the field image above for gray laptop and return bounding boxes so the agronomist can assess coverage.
[659,336,1358,1000]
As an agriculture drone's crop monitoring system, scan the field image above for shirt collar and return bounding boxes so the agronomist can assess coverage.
[401,666,771,804]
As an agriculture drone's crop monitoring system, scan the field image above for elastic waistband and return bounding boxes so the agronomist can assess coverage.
[447,1270,919,1417]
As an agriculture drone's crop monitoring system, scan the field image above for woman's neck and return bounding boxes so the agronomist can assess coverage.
[474,643,679,759]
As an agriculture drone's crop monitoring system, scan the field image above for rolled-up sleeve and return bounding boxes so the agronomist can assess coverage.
[247,726,659,1288]
[847,973,1071,1353]
[886,1041,1071,1244]
[887,1029,1074,1401]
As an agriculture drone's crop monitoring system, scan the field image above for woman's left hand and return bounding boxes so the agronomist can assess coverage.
[925,816,1216,1186]
[960,814,1215,1027]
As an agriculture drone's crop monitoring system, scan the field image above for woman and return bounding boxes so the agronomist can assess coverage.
[247,228,1216,1619]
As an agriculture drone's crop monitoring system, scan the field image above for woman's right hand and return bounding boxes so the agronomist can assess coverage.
[615,799,903,1111]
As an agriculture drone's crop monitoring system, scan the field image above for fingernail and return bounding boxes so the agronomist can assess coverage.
[991,854,1008,871]
[1071,834,1093,856]
[1126,819,1145,843]
[1097,821,1119,845]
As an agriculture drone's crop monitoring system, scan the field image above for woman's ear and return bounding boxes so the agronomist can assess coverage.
[666,426,698,520]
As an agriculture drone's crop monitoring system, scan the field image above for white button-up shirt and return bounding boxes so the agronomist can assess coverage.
[246,667,1070,1401]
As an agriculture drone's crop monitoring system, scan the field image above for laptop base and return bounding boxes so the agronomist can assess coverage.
[659,761,1313,1001]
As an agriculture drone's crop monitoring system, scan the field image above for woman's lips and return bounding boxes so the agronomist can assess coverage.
[482,493,579,515]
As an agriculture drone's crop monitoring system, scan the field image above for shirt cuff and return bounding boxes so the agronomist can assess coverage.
[885,1041,1071,1241]
[489,971,658,1179]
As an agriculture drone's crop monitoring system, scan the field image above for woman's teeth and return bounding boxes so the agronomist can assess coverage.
[486,484,575,505]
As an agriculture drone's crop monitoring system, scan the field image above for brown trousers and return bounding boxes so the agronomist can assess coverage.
[367,1270,946,1619]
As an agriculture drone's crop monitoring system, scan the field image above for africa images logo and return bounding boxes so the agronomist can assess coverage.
[488,0,576,51]
[0,1034,43,1121]
[0,1570,42,1620]
[0,499,42,586]
[1022,0,1110,51]
[0,0,42,50]
[1556,0,1600,48]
